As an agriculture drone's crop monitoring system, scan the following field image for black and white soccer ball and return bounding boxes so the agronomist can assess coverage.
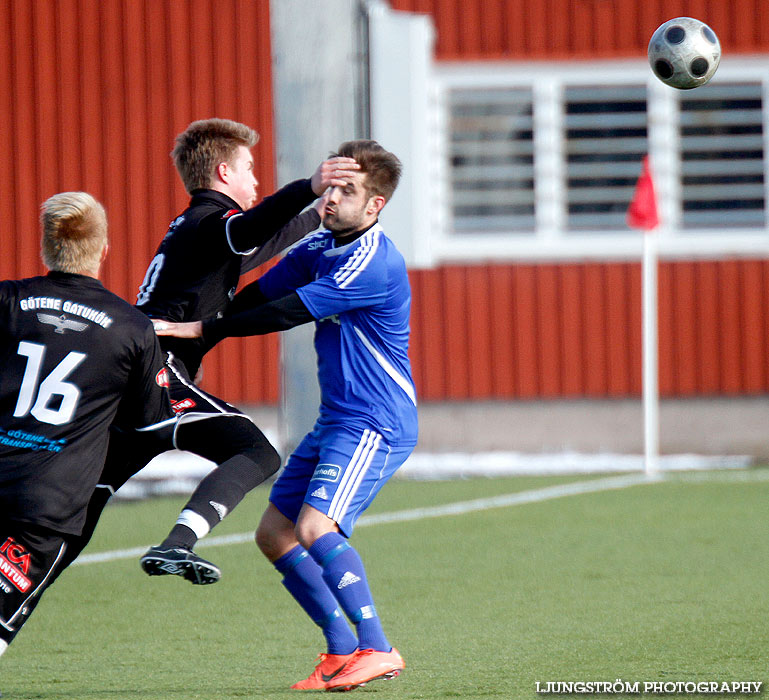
[648,17,721,89]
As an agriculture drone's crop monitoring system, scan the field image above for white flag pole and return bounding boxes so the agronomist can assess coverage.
[642,229,659,476]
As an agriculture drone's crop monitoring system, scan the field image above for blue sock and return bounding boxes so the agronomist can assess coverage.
[308,532,391,652]
[273,545,358,655]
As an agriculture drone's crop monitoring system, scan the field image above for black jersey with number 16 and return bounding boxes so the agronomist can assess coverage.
[0,271,173,535]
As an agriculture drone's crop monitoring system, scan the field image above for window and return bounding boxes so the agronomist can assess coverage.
[679,82,765,229]
[449,87,535,233]
[564,84,648,232]
[433,59,769,261]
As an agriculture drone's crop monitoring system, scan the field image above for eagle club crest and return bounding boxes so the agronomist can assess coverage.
[36,313,89,334]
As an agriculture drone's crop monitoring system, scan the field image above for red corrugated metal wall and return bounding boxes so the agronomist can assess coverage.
[409,261,769,401]
[0,0,279,404]
[390,0,769,59]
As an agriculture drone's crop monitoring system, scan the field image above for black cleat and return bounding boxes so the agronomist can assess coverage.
[140,545,221,585]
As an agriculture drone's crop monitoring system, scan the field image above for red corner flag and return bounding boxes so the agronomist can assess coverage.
[627,155,659,231]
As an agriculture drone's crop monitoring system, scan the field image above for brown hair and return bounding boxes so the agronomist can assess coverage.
[40,192,108,273]
[172,118,258,193]
[332,140,402,201]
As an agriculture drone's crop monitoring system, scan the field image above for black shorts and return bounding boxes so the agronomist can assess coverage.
[95,352,258,494]
[0,520,68,644]
[164,351,247,422]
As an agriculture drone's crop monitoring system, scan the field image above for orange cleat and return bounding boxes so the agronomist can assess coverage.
[325,647,404,692]
[290,652,356,690]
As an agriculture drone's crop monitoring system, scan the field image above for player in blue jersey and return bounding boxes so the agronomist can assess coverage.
[154,139,416,691]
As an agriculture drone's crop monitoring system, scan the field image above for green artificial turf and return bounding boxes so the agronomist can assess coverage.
[2,470,767,699]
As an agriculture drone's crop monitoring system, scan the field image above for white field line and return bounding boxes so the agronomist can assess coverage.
[72,469,769,567]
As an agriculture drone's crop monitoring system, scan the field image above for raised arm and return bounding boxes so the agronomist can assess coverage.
[240,208,320,274]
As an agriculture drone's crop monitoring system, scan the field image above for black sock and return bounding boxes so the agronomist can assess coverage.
[161,524,197,550]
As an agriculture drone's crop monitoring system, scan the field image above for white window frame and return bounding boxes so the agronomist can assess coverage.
[431,57,769,263]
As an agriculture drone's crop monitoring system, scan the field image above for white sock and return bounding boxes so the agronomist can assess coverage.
[0,639,8,658]
[176,509,211,539]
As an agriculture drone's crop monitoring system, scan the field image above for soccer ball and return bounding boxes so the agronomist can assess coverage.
[648,17,721,89]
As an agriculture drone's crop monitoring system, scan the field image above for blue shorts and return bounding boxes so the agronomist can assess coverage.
[269,423,414,537]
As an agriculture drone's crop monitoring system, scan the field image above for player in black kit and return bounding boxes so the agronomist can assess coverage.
[0,192,173,659]
[60,118,359,585]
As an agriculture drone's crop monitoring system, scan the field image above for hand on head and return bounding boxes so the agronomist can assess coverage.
[311,157,359,196]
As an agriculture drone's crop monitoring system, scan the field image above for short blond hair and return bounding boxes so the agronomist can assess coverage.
[172,118,259,193]
[40,192,108,273]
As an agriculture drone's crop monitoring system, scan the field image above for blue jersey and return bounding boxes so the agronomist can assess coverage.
[259,223,417,445]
